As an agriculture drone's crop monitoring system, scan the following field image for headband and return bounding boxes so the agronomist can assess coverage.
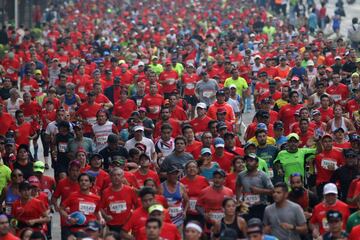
[186,223,202,233]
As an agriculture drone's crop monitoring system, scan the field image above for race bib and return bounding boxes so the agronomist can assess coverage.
[321,159,337,170]
[209,211,224,221]
[5,205,12,215]
[203,90,214,98]
[7,68,14,74]
[244,194,260,205]
[87,117,97,126]
[58,142,67,153]
[331,94,341,102]
[96,135,108,145]
[78,86,85,93]
[136,99,142,106]
[168,206,182,217]
[149,105,160,114]
[167,78,176,84]
[79,202,96,215]
[268,168,274,178]
[189,199,197,211]
[186,83,195,89]
[23,85,31,92]
[322,218,329,231]
[109,202,127,213]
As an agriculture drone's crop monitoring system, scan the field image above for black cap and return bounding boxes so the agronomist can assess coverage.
[269,80,276,85]
[87,91,96,97]
[213,168,226,177]
[167,165,180,174]
[326,210,342,222]
[333,127,345,133]
[107,134,118,143]
[273,121,284,130]
[244,153,259,162]
[89,153,103,161]
[220,228,238,240]
[73,122,83,130]
[256,110,270,119]
[216,89,226,96]
[343,149,357,158]
[19,181,32,191]
[258,71,267,77]
[5,138,15,145]
[223,132,235,139]
[57,121,70,129]
[216,122,227,130]
[261,98,271,104]
[244,142,256,149]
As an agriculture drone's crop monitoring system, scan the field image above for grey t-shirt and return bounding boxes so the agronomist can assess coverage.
[195,79,219,106]
[160,152,194,173]
[263,200,306,240]
[236,170,273,205]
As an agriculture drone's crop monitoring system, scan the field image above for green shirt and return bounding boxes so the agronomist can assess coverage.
[346,211,360,233]
[172,63,184,77]
[274,148,316,182]
[244,157,269,175]
[149,64,164,75]
[224,77,248,97]
[0,164,11,193]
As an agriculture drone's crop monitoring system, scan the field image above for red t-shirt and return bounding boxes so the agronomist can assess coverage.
[314,148,344,185]
[346,99,360,118]
[154,119,181,139]
[245,122,275,141]
[2,232,20,240]
[0,112,15,135]
[137,222,181,240]
[113,99,138,126]
[225,172,238,193]
[185,140,203,160]
[124,171,140,189]
[11,122,35,145]
[317,107,334,123]
[170,105,188,121]
[326,84,349,103]
[197,186,234,223]
[182,73,199,96]
[190,115,212,134]
[207,102,235,123]
[159,70,179,93]
[12,198,47,229]
[82,168,110,194]
[213,151,235,173]
[122,207,151,238]
[133,169,161,187]
[100,185,138,226]
[76,102,102,133]
[20,101,42,121]
[61,191,101,225]
[310,200,350,234]
[349,224,360,240]
[278,103,304,134]
[180,175,209,214]
[141,94,164,120]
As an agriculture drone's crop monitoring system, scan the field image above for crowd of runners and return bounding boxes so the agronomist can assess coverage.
[0,0,360,239]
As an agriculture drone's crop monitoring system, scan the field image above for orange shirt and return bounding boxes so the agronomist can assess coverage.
[207,101,235,123]
[100,185,138,226]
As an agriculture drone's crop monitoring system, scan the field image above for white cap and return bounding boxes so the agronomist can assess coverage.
[229,84,237,89]
[133,125,144,132]
[138,61,145,67]
[250,33,256,37]
[196,102,207,109]
[323,183,338,195]
[254,55,261,59]
[334,56,341,60]
[307,60,314,66]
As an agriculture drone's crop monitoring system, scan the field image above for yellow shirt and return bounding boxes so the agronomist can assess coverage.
[224,77,248,97]
[248,136,276,146]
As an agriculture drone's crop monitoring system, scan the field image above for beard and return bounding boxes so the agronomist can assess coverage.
[292,187,304,197]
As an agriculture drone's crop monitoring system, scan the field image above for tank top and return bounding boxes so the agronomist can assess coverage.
[64,94,77,106]
[220,217,246,239]
[6,98,22,117]
[162,181,184,227]
[331,117,348,133]
[5,185,20,217]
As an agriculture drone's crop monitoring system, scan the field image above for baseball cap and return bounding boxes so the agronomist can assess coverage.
[229,84,237,89]
[254,55,261,59]
[343,149,356,158]
[216,89,225,96]
[307,60,314,66]
[333,127,345,133]
[89,153,103,161]
[151,56,158,60]
[110,154,126,166]
[68,211,86,225]
[287,133,300,141]
[213,169,226,177]
[352,72,359,78]
[311,109,321,116]
[214,137,225,148]
[323,183,338,195]
[86,221,101,232]
[196,102,207,109]
[133,125,144,132]
[5,138,15,145]
[216,122,227,130]
[107,134,118,143]
[33,161,45,173]
[138,61,145,67]
[148,204,164,214]
[34,69,42,75]
[260,98,271,104]
[244,142,256,149]
[69,160,81,169]
[201,148,212,155]
[334,56,341,60]
[273,121,284,130]
[291,76,300,81]
[244,153,259,162]
[326,210,342,222]
[167,165,180,174]
[138,107,147,112]
[28,176,41,188]
[322,134,333,140]
[256,110,269,119]
[256,123,268,131]
[356,57,360,63]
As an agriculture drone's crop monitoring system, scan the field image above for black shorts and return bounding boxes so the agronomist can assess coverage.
[107,225,123,233]
[184,95,198,106]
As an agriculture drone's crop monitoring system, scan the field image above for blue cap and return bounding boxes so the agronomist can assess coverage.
[68,211,86,225]
[214,137,225,148]
[256,123,268,131]
[201,148,212,155]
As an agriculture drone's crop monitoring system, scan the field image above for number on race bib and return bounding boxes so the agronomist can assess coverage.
[244,194,260,205]
[189,199,197,210]
[109,202,127,213]
[209,211,224,221]
[79,202,96,215]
